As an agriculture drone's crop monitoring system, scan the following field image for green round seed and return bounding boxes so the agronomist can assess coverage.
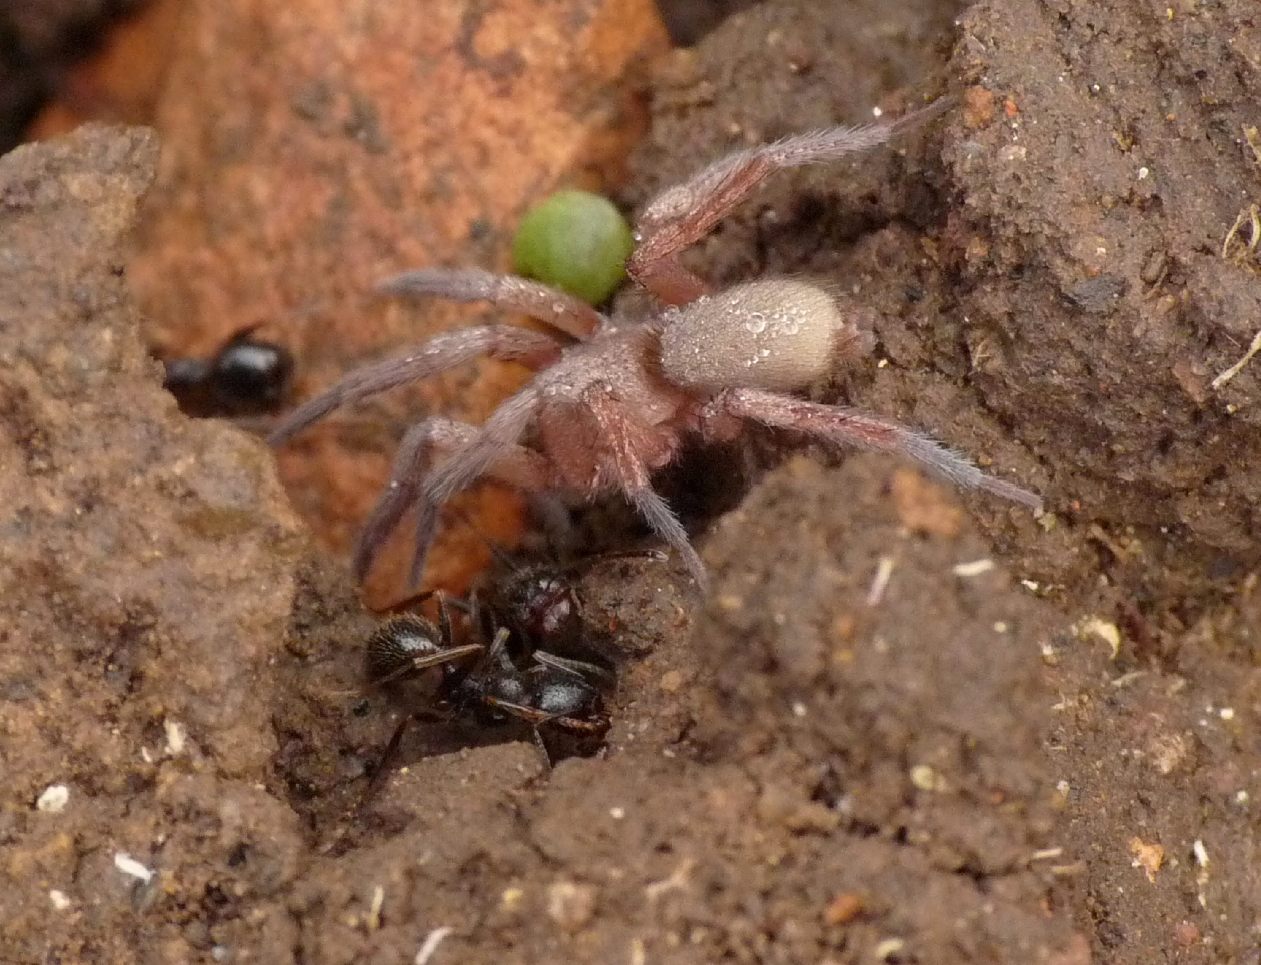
[512,189,634,305]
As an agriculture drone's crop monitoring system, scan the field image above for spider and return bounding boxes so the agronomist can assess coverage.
[269,98,1041,590]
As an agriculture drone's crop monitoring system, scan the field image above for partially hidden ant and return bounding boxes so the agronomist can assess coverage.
[365,592,611,775]
[163,326,294,417]
[475,546,667,668]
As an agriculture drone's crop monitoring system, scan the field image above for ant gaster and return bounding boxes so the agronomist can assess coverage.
[163,326,294,417]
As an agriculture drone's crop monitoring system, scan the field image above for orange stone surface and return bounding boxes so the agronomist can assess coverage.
[128,0,669,602]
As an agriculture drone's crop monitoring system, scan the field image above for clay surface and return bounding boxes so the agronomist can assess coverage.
[3,0,1261,962]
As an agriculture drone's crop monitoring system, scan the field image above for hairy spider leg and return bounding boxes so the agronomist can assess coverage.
[583,386,708,588]
[628,98,951,304]
[704,388,1043,510]
[352,416,549,584]
[376,267,607,340]
[267,325,561,446]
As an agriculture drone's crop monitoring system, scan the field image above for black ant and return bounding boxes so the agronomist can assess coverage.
[474,545,667,670]
[365,592,611,772]
[162,326,294,417]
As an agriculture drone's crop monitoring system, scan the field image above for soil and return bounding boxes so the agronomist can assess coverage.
[0,0,148,152]
[3,2,1261,964]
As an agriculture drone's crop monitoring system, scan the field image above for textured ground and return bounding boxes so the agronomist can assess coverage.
[2,0,1260,962]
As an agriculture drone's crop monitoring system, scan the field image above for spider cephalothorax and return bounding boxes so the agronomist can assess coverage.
[270,99,1041,590]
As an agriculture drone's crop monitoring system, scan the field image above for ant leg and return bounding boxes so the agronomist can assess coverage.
[533,650,617,691]
[484,626,512,663]
[435,591,453,644]
[377,267,607,340]
[529,727,555,770]
[705,388,1042,510]
[628,98,951,304]
[365,714,412,798]
[320,712,414,855]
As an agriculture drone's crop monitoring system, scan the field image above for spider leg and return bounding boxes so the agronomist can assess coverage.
[706,388,1043,510]
[353,415,550,585]
[267,325,560,446]
[377,267,606,341]
[584,388,709,589]
[404,387,545,585]
[629,98,951,304]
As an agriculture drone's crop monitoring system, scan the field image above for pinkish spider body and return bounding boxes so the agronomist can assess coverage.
[270,98,1041,590]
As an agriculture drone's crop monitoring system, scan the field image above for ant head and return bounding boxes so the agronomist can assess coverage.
[498,566,582,648]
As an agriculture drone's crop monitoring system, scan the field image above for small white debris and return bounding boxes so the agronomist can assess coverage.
[164,719,187,756]
[114,852,153,883]
[36,784,70,813]
[791,700,808,718]
[413,926,453,965]
[1193,840,1210,868]
[1137,166,1150,179]
[871,106,884,118]
[1056,780,1071,797]
[629,937,647,965]
[547,880,598,932]
[1193,839,1212,910]
[609,807,626,820]
[1219,707,1235,721]
[866,556,896,607]
[952,558,995,577]
[1211,329,1261,390]
[1110,670,1146,689]
[1074,616,1122,659]
[1235,790,1249,805]
[1020,579,1040,592]
[993,621,1010,634]
[367,884,385,931]
[500,887,525,912]
[874,938,906,960]
[645,858,696,903]
[1030,847,1064,862]
[48,890,72,910]
[909,765,949,793]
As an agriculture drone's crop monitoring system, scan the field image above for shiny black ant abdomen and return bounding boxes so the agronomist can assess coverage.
[163,327,294,417]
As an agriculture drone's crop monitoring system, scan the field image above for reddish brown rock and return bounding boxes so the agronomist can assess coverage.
[0,124,308,962]
[129,0,669,601]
